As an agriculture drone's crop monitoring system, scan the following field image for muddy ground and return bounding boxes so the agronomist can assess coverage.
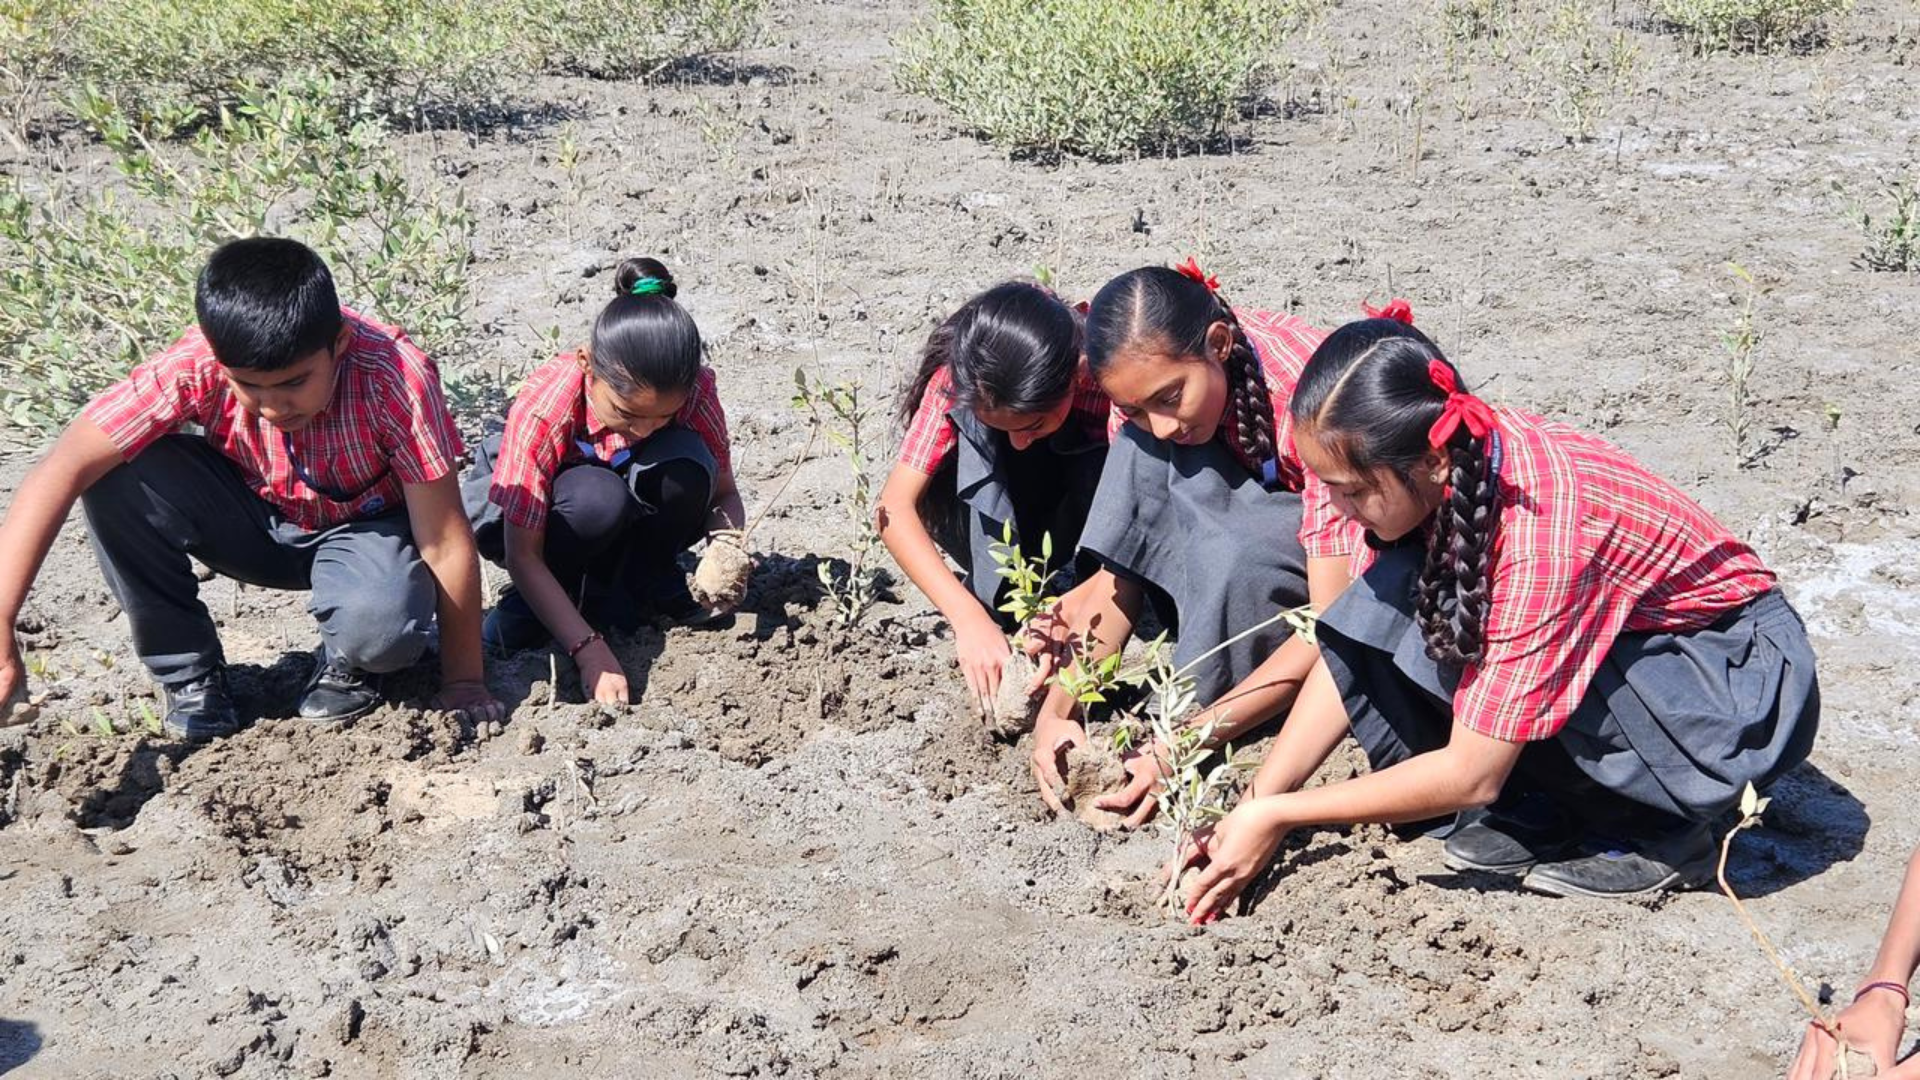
[4,0,1920,1076]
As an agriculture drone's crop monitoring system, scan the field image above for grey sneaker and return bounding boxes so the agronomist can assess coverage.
[1442,795,1580,876]
[1521,823,1717,899]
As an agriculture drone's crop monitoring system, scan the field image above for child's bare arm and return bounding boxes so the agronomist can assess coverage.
[402,474,505,723]
[707,464,745,535]
[876,462,1011,704]
[0,417,126,704]
[1866,845,1920,989]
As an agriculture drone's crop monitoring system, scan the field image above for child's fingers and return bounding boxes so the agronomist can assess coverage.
[1032,758,1068,815]
[1184,862,1230,920]
[1092,769,1153,811]
[1121,795,1158,831]
[1189,867,1244,925]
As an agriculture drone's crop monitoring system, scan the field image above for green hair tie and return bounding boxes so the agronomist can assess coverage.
[630,276,666,297]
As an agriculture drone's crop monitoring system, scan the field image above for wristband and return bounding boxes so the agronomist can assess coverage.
[566,631,603,660]
[1855,981,1912,1009]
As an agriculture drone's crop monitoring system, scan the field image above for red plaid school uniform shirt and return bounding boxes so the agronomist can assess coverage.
[83,308,462,532]
[1416,407,1777,743]
[488,353,732,531]
[896,364,1112,475]
[1103,308,1358,560]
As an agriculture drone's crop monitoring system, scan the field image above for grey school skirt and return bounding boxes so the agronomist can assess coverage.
[1078,423,1310,709]
[941,405,1108,618]
[1316,543,1820,823]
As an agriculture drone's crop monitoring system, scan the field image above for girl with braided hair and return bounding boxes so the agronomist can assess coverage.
[875,281,1112,716]
[1172,309,1820,921]
[1025,261,1361,823]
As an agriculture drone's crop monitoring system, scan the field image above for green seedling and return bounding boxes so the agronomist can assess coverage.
[793,369,883,631]
[1858,177,1919,273]
[1721,263,1763,468]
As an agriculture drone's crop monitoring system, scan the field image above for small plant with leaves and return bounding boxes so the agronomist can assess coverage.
[976,523,1083,736]
[1857,177,1919,273]
[1721,263,1763,468]
[793,369,884,631]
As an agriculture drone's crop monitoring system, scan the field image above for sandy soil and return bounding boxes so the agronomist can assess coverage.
[3,0,1919,1076]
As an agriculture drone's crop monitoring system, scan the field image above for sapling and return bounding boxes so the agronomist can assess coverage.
[979,522,1063,736]
[689,393,823,610]
[792,369,883,629]
[1722,262,1763,468]
[1717,783,1870,1076]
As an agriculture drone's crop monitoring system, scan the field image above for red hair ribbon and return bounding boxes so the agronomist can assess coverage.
[1364,298,1415,325]
[1174,257,1220,293]
[1426,359,1497,448]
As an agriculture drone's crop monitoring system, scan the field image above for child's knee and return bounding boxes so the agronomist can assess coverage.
[549,465,635,544]
[315,566,435,673]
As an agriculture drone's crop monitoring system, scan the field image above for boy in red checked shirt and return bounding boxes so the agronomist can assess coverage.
[0,237,505,741]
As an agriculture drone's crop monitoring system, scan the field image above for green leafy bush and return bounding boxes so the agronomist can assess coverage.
[518,0,765,79]
[1649,0,1852,51]
[896,0,1319,160]
[0,77,474,441]
[50,0,765,127]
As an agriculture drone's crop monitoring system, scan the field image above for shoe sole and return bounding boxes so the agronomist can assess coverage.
[1442,851,1536,876]
[1519,860,1715,900]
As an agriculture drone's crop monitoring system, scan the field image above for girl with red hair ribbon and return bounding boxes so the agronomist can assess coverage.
[1171,312,1819,920]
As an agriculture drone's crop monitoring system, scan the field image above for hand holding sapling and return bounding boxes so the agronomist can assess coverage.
[691,528,751,612]
[1093,741,1170,830]
[1169,795,1288,925]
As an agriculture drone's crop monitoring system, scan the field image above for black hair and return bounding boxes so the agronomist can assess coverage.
[895,281,1084,428]
[1084,265,1275,474]
[1290,319,1500,668]
[194,237,343,371]
[590,257,702,395]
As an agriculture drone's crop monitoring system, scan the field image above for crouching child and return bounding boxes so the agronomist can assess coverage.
[0,237,507,740]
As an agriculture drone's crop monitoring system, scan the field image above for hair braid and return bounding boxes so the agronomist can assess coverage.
[1417,432,1498,667]
[1216,304,1276,473]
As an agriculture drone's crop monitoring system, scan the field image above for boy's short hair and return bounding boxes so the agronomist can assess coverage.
[194,237,344,371]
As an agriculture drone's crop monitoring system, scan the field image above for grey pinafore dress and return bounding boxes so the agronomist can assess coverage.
[1317,539,1820,824]
[1077,421,1310,709]
[935,403,1109,625]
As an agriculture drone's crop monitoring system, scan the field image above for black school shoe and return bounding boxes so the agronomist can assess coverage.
[162,667,243,742]
[297,648,382,722]
[1520,822,1717,899]
[1442,793,1580,875]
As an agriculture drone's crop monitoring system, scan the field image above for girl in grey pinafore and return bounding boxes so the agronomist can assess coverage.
[1177,314,1818,921]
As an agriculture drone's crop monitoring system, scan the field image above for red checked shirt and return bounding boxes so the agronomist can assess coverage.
[896,364,1112,475]
[488,353,732,531]
[1360,406,1778,743]
[83,308,462,532]
[1105,308,1357,560]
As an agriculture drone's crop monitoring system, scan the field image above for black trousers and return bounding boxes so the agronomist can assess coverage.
[81,435,436,687]
[532,457,712,590]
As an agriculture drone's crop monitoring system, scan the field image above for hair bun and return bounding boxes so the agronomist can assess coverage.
[614,256,678,300]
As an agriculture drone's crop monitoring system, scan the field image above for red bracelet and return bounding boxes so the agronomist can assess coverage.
[1854,981,1912,1009]
[565,631,603,660]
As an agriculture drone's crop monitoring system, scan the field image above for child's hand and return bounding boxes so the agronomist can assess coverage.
[575,639,630,707]
[1789,988,1908,1079]
[1168,798,1288,925]
[434,680,508,726]
[1094,740,1169,830]
[1029,711,1086,815]
[955,611,1011,711]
